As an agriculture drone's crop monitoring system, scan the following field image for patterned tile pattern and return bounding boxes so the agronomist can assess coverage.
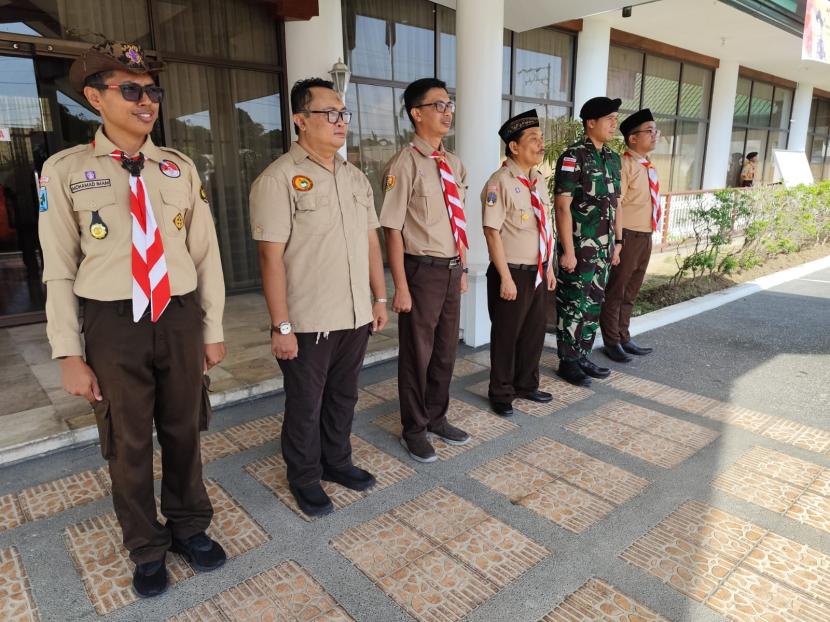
[0,495,27,533]
[245,435,414,520]
[712,446,830,534]
[540,577,668,621]
[466,373,592,418]
[64,480,268,615]
[15,470,109,523]
[470,437,648,533]
[362,378,399,401]
[566,400,719,468]
[452,358,488,378]
[167,560,352,622]
[375,398,518,460]
[621,500,830,620]
[355,388,386,412]
[332,487,548,621]
[0,547,39,622]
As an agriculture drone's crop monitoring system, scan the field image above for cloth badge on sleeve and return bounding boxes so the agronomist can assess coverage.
[383,174,396,192]
[560,156,577,173]
[485,184,498,207]
[199,185,208,203]
[38,186,48,212]
[292,175,313,191]
[84,170,96,180]
[39,176,49,186]
[159,160,181,178]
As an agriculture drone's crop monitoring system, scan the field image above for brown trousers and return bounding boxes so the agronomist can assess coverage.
[486,263,546,402]
[84,294,212,565]
[277,325,370,487]
[600,229,652,346]
[398,255,462,441]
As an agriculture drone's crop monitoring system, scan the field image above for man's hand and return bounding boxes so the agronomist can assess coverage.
[560,250,577,273]
[61,356,102,402]
[204,342,225,371]
[392,287,412,314]
[272,332,299,360]
[500,276,518,301]
[546,266,556,291]
[460,271,468,294]
[372,301,388,332]
[611,244,622,266]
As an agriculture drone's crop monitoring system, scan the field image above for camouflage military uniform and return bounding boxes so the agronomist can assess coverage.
[553,136,621,360]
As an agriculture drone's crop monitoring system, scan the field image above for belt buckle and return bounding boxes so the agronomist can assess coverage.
[448,258,460,268]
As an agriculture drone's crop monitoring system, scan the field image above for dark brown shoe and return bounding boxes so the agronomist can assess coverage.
[400,435,437,463]
[428,421,471,446]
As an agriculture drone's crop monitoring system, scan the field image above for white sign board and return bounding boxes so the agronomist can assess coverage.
[773,150,814,188]
[0,127,10,142]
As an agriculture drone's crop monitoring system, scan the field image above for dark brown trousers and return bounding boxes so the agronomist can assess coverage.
[600,229,652,346]
[398,255,462,441]
[486,263,547,402]
[277,325,370,487]
[84,294,212,565]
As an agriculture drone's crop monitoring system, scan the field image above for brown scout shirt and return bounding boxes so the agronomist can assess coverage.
[619,152,656,233]
[481,158,552,265]
[249,142,379,334]
[379,134,466,258]
[39,127,225,359]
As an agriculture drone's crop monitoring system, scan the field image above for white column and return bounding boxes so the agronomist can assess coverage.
[788,82,814,152]
[573,16,611,118]
[456,0,504,346]
[702,60,740,190]
[284,0,344,141]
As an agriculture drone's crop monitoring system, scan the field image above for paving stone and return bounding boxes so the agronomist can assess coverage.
[223,415,283,450]
[16,470,108,522]
[468,455,555,503]
[602,372,717,413]
[0,547,40,622]
[466,374,592,417]
[702,403,776,433]
[392,487,491,543]
[742,533,830,605]
[0,495,27,533]
[540,577,669,621]
[362,378,399,401]
[711,464,804,513]
[518,480,615,534]
[733,446,823,487]
[451,358,488,378]
[355,389,386,412]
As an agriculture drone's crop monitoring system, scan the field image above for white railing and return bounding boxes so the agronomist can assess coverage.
[654,187,752,248]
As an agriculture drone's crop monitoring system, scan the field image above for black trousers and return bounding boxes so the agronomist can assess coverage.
[486,263,547,402]
[84,294,213,565]
[277,324,371,487]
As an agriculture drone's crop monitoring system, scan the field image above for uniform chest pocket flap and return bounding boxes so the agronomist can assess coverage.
[71,186,117,212]
[293,193,332,232]
[160,188,190,236]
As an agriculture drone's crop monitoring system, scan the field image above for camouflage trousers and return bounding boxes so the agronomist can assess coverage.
[555,251,611,361]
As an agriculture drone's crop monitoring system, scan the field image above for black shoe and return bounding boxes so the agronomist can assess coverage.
[490,401,514,416]
[132,556,168,598]
[621,340,653,355]
[578,357,611,379]
[516,390,553,403]
[603,344,633,363]
[400,436,438,463]
[289,482,334,517]
[322,465,377,491]
[171,532,226,572]
[557,359,592,387]
[428,421,471,446]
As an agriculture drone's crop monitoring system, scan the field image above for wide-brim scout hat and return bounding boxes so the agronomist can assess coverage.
[498,109,540,144]
[619,108,655,138]
[579,96,622,121]
[69,40,164,93]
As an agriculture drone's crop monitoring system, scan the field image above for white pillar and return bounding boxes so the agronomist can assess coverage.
[284,0,344,141]
[573,16,611,118]
[456,0,504,346]
[702,60,740,190]
[788,82,814,152]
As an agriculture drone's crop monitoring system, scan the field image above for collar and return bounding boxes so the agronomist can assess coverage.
[624,149,651,163]
[410,134,445,158]
[92,126,166,162]
[582,134,613,157]
[289,141,345,170]
[503,156,540,182]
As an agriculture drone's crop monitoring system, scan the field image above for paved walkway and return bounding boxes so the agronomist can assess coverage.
[0,266,827,621]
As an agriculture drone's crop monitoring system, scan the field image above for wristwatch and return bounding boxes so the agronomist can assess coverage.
[462,267,469,274]
[271,321,292,336]
[615,238,624,244]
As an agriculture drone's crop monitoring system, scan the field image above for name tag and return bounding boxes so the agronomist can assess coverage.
[70,179,112,193]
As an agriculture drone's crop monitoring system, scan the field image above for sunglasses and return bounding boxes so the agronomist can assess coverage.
[91,82,164,104]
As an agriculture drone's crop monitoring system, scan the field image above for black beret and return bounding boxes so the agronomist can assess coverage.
[746,152,758,159]
[579,96,622,121]
[498,109,540,144]
[620,108,655,137]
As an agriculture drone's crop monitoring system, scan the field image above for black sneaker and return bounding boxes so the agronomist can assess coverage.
[578,357,611,379]
[323,465,377,491]
[132,556,168,598]
[289,482,334,517]
[428,421,471,446]
[400,435,438,463]
[171,532,226,572]
[557,359,592,387]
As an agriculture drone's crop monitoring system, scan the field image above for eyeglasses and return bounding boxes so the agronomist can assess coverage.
[299,109,353,124]
[631,128,661,138]
[91,82,164,104]
[412,101,455,114]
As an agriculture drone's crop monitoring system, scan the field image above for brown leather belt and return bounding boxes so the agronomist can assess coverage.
[623,229,652,238]
[507,262,548,271]
[404,254,462,268]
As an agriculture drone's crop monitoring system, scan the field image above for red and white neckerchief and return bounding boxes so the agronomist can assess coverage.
[515,173,553,288]
[108,150,171,322]
[410,143,468,258]
[625,151,661,232]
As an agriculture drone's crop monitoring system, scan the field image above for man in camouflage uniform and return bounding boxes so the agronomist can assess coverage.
[553,97,622,387]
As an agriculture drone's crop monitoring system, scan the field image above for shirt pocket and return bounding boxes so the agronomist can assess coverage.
[413,177,446,227]
[159,188,190,238]
[71,187,118,244]
[352,192,372,232]
[293,192,333,234]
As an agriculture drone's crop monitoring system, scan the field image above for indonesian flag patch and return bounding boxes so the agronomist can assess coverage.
[560,156,577,173]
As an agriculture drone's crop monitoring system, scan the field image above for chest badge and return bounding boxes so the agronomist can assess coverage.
[159,160,181,178]
[89,210,108,239]
[84,170,96,180]
[521,213,529,221]
[383,175,396,192]
[292,175,313,191]
[173,212,184,231]
[514,187,521,193]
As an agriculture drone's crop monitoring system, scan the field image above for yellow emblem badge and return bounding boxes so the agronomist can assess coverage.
[173,213,184,230]
[292,175,313,192]
[199,185,208,203]
[383,175,396,192]
[521,213,529,221]
[90,223,108,239]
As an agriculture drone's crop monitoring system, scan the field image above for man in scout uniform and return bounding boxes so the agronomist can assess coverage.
[379,77,470,463]
[481,109,556,416]
[39,41,227,598]
[250,78,388,517]
[553,96,622,387]
[740,152,758,187]
[601,108,659,363]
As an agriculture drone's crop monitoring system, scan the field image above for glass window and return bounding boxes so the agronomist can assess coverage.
[650,116,676,188]
[513,28,572,102]
[770,86,793,130]
[352,83,398,210]
[437,6,456,88]
[503,30,512,95]
[748,81,774,127]
[643,56,680,116]
[678,64,712,119]
[671,120,707,192]
[729,128,748,186]
[608,46,643,112]
[344,1,392,79]
[764,130,788,181]
[745,128,769,181]
[808,133,826,179]
[734,77,752,124]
